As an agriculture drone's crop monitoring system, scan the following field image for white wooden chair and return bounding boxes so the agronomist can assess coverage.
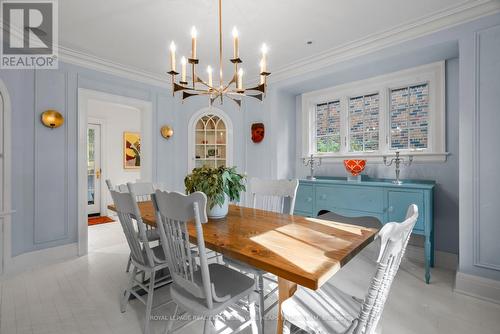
[280,204,419,334]
[106,180,161,273]
[127,181,156,202]
[105,179,128,193]
[224,178,299,333]
[152,190,258,334]
[110,190,173,334]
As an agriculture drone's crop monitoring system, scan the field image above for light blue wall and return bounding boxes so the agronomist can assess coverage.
[0,62,257,256]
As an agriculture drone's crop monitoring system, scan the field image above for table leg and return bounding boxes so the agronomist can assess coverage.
[277,277,297,334]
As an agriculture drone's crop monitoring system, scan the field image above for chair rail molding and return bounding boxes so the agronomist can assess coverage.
[0,79,13,276]
[77,88,153,256]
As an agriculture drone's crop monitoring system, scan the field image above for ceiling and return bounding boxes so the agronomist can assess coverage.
[59,0,487,83]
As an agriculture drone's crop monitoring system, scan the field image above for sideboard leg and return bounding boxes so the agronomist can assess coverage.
[425,235,431,284]
[430,229,435,268]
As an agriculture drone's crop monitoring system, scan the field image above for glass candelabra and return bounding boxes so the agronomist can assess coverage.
[383,151,413,184]
[303,154,322,180]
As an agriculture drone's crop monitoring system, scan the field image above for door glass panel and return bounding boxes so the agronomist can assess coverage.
[87,128,96,205]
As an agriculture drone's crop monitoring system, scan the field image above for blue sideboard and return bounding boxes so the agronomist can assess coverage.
[294,177,435,283]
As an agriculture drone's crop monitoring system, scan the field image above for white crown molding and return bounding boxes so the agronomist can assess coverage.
[55,1,500,88]
[58,46,170,89]
[269,0,500,83]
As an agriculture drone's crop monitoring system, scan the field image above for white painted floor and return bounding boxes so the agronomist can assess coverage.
[1,221,499,334]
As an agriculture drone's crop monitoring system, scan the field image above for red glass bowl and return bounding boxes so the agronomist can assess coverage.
[343,159,366,176]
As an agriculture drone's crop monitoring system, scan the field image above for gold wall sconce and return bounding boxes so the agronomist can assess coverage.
[41,110,64,129]
[160,125,174,139]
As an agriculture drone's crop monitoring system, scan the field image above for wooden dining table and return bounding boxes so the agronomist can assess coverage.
[108,202,379,334]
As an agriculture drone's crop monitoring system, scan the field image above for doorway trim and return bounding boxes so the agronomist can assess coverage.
[78,89,153,256]
[0,79,13,275]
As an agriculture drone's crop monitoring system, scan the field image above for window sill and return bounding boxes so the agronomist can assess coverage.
[305,152,450,163]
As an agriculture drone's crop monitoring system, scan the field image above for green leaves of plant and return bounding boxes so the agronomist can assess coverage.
[184,166,246,209]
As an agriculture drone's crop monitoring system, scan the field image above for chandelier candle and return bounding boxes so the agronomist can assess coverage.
[191,27,197,59]
[232,27,239,59]
[207,66,213,87]
[237,68,243,90]
[180,57,187,83]
[168,0,271,106]
[169,41,176,72]
[261,44,268,72]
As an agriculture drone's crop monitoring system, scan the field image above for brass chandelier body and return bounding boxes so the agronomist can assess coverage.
[167,0,270,107]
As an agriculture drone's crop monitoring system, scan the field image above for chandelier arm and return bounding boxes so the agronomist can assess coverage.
[178,85,212,93]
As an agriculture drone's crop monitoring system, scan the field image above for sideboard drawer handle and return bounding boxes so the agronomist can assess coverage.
[388,206,394,213]
[307,197,312,202]
[320,194,327,200]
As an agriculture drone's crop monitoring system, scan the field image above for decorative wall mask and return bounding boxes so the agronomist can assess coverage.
[251,123,265,143]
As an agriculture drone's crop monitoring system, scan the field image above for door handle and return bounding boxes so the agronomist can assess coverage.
[96,168,101,179]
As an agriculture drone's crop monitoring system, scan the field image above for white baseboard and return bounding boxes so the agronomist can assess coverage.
[455,271,500,305]
[405,244,458,271]
[2,243,79,278]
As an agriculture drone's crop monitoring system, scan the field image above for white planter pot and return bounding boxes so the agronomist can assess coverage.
[207,194,229,219]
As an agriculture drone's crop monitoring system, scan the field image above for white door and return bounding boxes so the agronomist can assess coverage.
[87,123,102,215]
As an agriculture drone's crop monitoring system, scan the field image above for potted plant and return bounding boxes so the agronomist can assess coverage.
[184,166,246,219]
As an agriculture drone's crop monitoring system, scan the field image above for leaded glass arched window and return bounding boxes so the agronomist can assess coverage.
[194,114,227,168]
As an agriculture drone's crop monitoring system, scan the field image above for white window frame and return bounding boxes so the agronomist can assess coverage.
[301,61,447,162]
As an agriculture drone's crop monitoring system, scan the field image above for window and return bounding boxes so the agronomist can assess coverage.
[194,114,227,168]
[348,93,380,152]
[315,100,341,153]
[390,84,429,150]
[188,109,233,172]
[301,61,445,161]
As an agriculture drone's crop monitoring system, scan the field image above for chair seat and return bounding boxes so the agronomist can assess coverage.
[138,245,169,268]
[282,284,362,334]
[223,256,264,275]
[170,263,255,316]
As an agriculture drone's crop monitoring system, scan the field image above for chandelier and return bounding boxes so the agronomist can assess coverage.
[167,0,270,107]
